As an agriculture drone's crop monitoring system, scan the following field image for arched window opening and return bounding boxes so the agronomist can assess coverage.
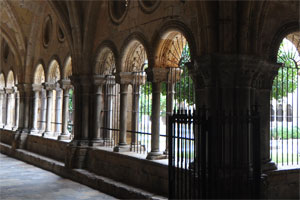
[95,48,119,148]
[4,70,16,130]
[43,60,62,138]
[271,104,275,122]
[31,64,46,134]
[270,32,300,167]
[156,31,194,157]
[287,104,293,122]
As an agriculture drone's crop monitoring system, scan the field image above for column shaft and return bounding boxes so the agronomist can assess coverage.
[0,92,4,127]
[113,83,129,152]
[55,89,63,135]
[92,84,103,143]
[147,82,163,159]
[31,91,40,132]
[44,90,53,135]
[58,88,70,140]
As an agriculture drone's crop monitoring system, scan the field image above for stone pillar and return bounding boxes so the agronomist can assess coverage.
[255,63,280,172]
[103,75,115,144]
[66,75,92,169]
[43,84,54,137]
[13,90,20,130]
[193,55,265,197]
[114,72,132,152]
[90,75,106,146]
[54,86,63,137]
[12,83,32,149]
[40,89,47,132]
[58,79,71,140]
[0,90,4,127]
[130,73,146,149]
[4,88,13,129]
[69,75,91,144]
[30,84,42,134]
[146,68,169,160]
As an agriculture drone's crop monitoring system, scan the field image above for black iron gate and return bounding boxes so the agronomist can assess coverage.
[168,108,261,199]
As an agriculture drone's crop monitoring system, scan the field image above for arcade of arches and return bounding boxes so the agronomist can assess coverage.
[0,1,299,199]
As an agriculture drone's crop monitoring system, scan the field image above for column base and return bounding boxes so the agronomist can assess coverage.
[65,145,88,169]
[262,160,277,172]
[4,125,12,130]
[89,139,105,147]
[146,151,167,160]
[42,131,54,138]
[57,134,71,141]
[113,144,130,152]
[30,129,40,135]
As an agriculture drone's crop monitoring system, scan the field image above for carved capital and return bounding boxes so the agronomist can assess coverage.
[32,84,43,92]
[93,75,106,86]
[195,54,264,88]
[145,67,169,83]
[59,79,72,90]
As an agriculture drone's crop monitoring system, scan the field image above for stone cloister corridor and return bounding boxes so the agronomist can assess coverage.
[0,153,115,200]
[0,0,299,199]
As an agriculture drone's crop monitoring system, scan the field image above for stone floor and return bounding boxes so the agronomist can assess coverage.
[0,153,116,200]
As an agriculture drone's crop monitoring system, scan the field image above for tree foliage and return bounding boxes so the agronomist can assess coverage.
[139,44,193,115]
[272,41,299,100]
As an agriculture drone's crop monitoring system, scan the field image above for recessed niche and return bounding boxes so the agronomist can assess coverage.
[43,15,53,48]
[3,40,9,63]
[57,24,65,42]
[139,0,160,13]
[109,0,129,24]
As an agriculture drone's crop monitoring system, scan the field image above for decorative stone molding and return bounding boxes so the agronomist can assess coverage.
[58,79,72,90]
[93,75,106,86]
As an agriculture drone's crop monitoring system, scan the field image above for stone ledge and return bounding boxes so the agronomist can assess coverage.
[0,142,167,200]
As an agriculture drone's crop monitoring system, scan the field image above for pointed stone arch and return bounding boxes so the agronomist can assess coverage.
[155,30,190,68]
[94,47,116,75]
[47,60,61,83]
[63,56,72,79]
[6,70,15,88]
[33,64,46,84]
[0,73,5,89]
[121,40,148,72]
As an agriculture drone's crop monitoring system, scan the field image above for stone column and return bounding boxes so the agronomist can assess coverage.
[114,72,132,152]
[103,76,115,144]
[90,75,106,146]
[30,84,42,134]
[130,73,146,148]
[54,86,63,137]
[13,90,20,130]
[146,68,169,160]
[69,75,91,145]
[255,63,280,172]
[58,79,71,140]
[65,75,92,169]
[4,88,13,129]
[40,89,47,132]
[43,83,54,137]
[0,90,4,127]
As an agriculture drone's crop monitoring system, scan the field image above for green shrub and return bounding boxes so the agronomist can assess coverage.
[271,126,300,139]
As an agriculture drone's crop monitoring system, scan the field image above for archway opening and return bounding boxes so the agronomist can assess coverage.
[270,32,300,167]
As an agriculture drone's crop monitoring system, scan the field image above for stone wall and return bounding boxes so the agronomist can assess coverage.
[263,168,300,199]
[86,148,168,196]
[0,130,14,145]
[25,135,67,162]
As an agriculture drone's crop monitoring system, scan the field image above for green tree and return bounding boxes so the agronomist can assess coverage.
[139,44,194,115]
[272,42,299,100]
